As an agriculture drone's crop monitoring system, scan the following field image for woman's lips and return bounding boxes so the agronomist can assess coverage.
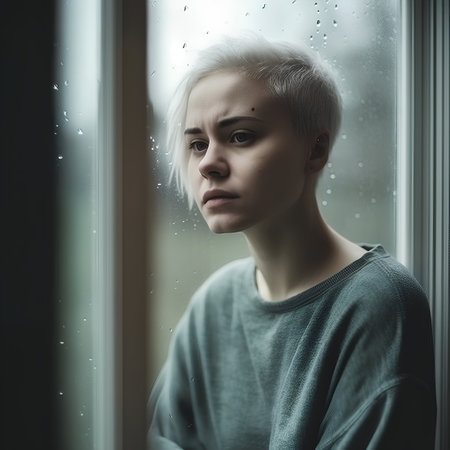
[202,189,239,207]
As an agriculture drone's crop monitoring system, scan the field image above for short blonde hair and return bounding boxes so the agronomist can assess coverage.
[167,35,342,202]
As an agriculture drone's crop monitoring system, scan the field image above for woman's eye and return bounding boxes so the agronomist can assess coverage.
[189,141,208,152]
[231,132,254,144]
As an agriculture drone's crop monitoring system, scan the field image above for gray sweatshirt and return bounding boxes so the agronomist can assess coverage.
[149,245,436,449]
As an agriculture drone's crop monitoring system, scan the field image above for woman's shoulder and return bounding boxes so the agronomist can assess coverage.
[189,257,254,309]
[334,245,430,327]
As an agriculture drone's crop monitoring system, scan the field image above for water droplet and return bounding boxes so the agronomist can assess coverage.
[333,19,338,27]
[182,43,187,49]
[309,35,313,41]
[151,70,156,77]
[53,83,59,91]
[354,213,361,219]
[316,20,321,26]
[323,34,328,40]
[59,391,64,396]
[83,317,87,322]
[63,111,69,122]
[77,128,84,135]
[262,3,266,9]
[341,134,347,140]
[64,80,69,87]
[358,162,364,168]
[80,412,84,417]
[334,3,338,9]
[183,5,187,11]
[57,155,63,160]
[326,188,332,194]
[322,200,328,206]
[330,174,336,180]
[59,340,64,345]
[169,328,173,333]
[371,198,377,204]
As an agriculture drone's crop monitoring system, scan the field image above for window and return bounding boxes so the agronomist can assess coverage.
[3,0,445,449]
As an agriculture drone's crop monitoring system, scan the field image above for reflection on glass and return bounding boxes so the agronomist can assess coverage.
[147,0,399,383]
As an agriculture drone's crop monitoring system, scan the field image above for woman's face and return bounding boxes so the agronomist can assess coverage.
[185,71,314,234]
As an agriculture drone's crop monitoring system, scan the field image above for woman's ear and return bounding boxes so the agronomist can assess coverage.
[306,132,329,173]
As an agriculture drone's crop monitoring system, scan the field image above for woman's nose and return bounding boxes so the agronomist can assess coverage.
[198,143,229,179]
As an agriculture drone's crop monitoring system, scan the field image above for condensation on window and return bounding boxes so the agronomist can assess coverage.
[147,0,399,383]
[54,0,100,448]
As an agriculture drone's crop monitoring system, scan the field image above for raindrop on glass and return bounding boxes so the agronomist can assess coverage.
[354,213,361,219]
[316,20,321,27]
[64,80,69,87]
[63,111,69,122]
[58,155,63,160]
[322,200,328,206]
[53,83,59,91]
[341,134,347,140]
[333,20,338,27]
[330,174,336,180]
[77,128,84,135]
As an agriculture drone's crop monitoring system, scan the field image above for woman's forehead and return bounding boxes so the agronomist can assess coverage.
[185,71,287,127]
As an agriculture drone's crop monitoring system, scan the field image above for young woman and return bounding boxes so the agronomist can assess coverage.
[148,36,436,449]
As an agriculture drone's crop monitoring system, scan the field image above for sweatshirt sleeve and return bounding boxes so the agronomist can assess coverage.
[316,376,436,449]
[148,311,202,450]
[316,264,436,449]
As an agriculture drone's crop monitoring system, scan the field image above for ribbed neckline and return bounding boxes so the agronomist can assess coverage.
[243,244,388,313]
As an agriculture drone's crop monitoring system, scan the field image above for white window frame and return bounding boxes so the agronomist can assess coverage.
[399,1,449,448]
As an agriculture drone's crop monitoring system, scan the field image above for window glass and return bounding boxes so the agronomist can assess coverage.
[147,0,399,383]
[54,0,101,448]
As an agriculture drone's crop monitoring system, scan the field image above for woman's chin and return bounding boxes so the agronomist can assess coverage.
[206,217,249,234]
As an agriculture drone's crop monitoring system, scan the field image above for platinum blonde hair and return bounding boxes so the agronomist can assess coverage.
[167,35,342,202]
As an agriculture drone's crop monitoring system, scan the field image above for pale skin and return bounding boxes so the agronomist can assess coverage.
[184,71,366,302]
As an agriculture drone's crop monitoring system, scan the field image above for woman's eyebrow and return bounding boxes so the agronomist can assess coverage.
[184,116,263,135]
[217,116,264,127]
[184,127,202,135]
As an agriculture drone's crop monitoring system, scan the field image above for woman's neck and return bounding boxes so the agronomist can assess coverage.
[244,200,366,302]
